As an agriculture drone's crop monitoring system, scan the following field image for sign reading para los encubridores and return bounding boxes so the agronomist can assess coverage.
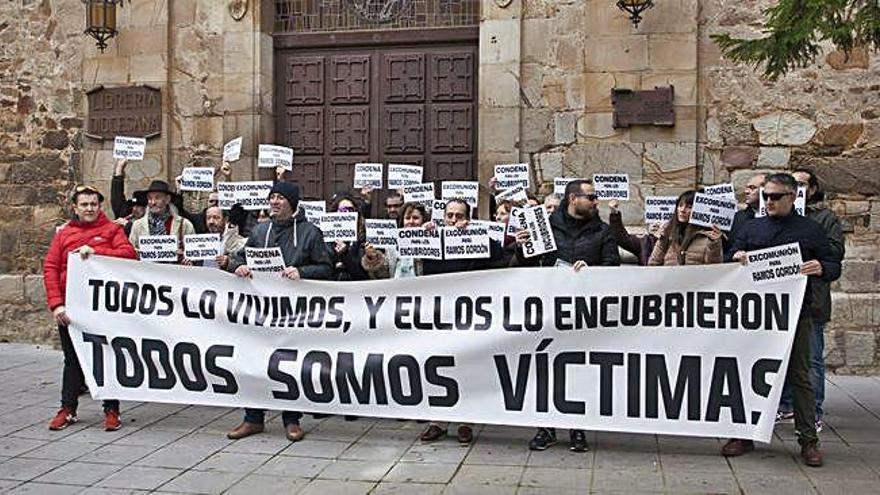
[66,256,807,443]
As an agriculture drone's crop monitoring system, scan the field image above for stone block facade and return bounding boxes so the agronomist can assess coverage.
[1,1,878,372]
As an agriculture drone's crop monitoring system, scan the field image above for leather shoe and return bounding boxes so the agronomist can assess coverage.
[457,425,473,444]
[227,421,264,440]
[286,423,305,442]
[419,424,446,442]
[801,441,823,467]
[721,438,754,457]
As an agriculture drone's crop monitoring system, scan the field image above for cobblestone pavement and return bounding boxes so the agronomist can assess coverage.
[0,344,878,494]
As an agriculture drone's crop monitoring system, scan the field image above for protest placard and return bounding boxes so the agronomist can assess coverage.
[258,144,293,170]
[387,164,423,189]
[506,206,523,237]
[554,177,581,196]
[179,167,214,192]
[495,163,530,189]
[746,242,804,286]
[431,199,448,227]
[795,186,806,216]
[113,136,146,160]
[517,205,556,258]
[365,219,398,250]
[704,183,736,200]
[184,234,221,261]
[593,174,630,200]
[216,181,272,210]
[354,163,384,189]
[689,192,737,231]
[495,185,529,204]
[441,181,479,208]
[138,235,177,263]
[472,220,506,243]
[644,196,678,224]
[245,247,285,274]
[223,137,242,162]
[319,212,358,243]
[443,225,491,260]
[299,200,326,226]
[403,183,435,206]
[397,227,442,259]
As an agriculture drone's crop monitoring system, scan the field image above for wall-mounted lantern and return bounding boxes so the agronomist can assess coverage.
[616,0,654,28]
[83,0,127,52]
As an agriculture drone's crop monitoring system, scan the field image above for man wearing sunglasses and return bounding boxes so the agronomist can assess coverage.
[724,173,841,467]
[512,179,620,453]
[43,185,138,431]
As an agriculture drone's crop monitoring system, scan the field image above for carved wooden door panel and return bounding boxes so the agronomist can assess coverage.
[276,37,477,208]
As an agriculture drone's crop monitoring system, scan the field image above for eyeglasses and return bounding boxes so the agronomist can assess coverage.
[573,193,598,201]
[762,191,792,201]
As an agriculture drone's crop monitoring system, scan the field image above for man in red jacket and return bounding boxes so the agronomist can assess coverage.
[43,185,138,431]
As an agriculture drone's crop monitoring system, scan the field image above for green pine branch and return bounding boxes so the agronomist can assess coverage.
[710,0,880,80]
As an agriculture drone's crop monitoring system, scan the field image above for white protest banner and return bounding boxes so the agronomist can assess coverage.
[67,256,806,443]
[495,185,529,204]
[354,163,384,189]
[644,196,678,224]
[245,247,285,274]
[403,183,435,206]
[223,137,242,162]
[184,234,222,261]
[217,181,272,210]
[319,212,358,243]
[113,136,146,161]
[593,174,630,201]
[443,225,491,260]
[689,192,737,231]
[441,181,479,208]
[472,220,506,244]
[299,200,326,227]
[506,206,523,237]
[495,163,530,190]
[388,164,423,189]
[365,219,398,250]
[138,235,177,263]
[746,243,804,286]
[704,183,736,201]
[794,186,806,216]
[179,167,214,192]
[517,205,556,258]
[554,178,581,196]
[258,144,293,170]
[396,227,442,259]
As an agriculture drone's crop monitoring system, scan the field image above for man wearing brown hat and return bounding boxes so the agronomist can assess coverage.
[129,180,196,263]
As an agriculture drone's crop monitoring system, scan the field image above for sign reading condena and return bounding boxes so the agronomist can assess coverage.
[86,85,162,140]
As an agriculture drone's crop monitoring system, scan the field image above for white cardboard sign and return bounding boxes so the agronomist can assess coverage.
[365,219,398,250]
[319,212,358,243]
[431,199,448,227]
[387,164,423,189]
[397,227,442,259]
[223,137,242,162]
[217,181,272,210]
[245,247,285,274]
[472,220,506,244]
[441,181,479,208]
[184,234,222,261]
[299,200,326,226]
[495,163,530,190]
[179,167,214,192]
[138,235,177,263]
[644,196,678,224]
[689,192,737,231]
[593,174,630,200]
[746,242,804,286]
[495,185,529,204]
[506,206,523,237]
[403,183,435,206]
[258,145,293,170]
[443,225,491,260]
[553,178,581,196]
[518,205,556,258]
[354,163,384,189]
[113,136,146,161]
[704,183,736,200]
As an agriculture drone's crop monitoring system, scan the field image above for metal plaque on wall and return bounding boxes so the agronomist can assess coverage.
[611,86,675,128]
[86,85,162,140]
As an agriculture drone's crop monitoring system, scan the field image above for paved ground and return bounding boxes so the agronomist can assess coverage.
[0,344,878,494]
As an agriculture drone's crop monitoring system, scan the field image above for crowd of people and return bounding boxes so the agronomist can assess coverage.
[41,159,843,467]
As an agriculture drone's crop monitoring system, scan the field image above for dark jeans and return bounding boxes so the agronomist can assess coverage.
[244,408,302,427]
[59,325,119,412]
[785,314,818,444]
[779,321,825,419]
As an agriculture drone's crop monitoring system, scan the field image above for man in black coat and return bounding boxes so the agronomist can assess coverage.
[724,172,766,260]
[724,173,841,467]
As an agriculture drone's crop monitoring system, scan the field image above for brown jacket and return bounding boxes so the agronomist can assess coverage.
[648,228,722,266]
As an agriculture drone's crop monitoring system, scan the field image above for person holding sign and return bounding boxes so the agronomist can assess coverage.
[361,202,431,279]
[129,180,196,264]
[225,181,333,443]
[725,174,841,467]
[512,179,619,453]
[327,194,369,281]
[202,206,247,269]
[109,159,147,235]
[648,190,723,266]
[43,185,137,432]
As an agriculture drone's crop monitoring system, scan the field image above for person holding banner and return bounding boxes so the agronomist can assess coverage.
[513,179,619,452]
[361,202,430,279]
[129,180,196,264]
[327,194,369,281]
[726,173,841,467]
[225,181,333,442]
[648,190,723,266]
[43,185,137,431]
